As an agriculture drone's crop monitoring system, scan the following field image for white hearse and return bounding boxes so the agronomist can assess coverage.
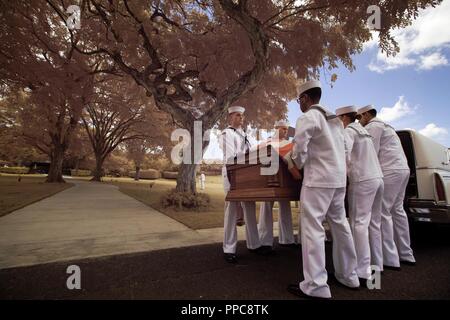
[397,130,450,223]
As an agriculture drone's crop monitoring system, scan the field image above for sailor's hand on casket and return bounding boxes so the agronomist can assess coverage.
[281,151,302,180]
[282,150,295,168]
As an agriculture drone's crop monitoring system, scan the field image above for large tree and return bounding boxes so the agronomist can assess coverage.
[64,126,93,173]
[125,133,172,181]
[0,91,47,164]
[81,76,170,181]
[82,78,141,181]
[41,0,444,189]
[0,1,98,182]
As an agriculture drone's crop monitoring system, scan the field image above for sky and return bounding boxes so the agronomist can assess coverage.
[204,0,450,160]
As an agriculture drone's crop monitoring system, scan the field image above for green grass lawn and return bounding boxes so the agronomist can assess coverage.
[0,173,300,229]
[102,175,300,230]
[0,174,73,217]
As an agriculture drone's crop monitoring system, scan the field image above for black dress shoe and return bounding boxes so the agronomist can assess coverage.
[224,253,238,263]
[260,245,275,255]
[400,260,416,266]
[248,246,274,256]
[358,278,369,288]
[383,265,401,271]
[278,243,300,248]
[328,274,360,291]
[287,284,330,300]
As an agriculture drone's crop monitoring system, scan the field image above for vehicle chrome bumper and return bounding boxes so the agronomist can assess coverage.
[406,199,450,224]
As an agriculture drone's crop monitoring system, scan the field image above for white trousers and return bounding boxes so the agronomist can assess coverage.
[223,201,261,254]
[299,186,359,298]
[199,180,205,190]
[348,178,384,278]
[222,168,261,254]
[258,201,295,246]
[381,170,415,266]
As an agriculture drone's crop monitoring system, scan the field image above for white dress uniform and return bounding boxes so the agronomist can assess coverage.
[337,107,384,279]
[292,97,359,298]
[219,110,261,255]
[258,133,296,247]
[362,109,416,267]
[199,173,206,190]
[259,201,295,246]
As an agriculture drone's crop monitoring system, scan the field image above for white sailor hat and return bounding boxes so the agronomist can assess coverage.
[228,106,245,114]
[357,105,376,115]
[274,120,289,127]
[298,80,321,96]
[336,105,357,116]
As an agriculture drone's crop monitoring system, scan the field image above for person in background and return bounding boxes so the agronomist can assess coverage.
[199,171,206,190]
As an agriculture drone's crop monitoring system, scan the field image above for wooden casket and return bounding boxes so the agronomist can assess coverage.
[225,145,302,202]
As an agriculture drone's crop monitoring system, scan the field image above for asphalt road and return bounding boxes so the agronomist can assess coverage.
[1,222,449,300]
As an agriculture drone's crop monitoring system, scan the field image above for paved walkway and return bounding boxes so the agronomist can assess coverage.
[0,180,241,269]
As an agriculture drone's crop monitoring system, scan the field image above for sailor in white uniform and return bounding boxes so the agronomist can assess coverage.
[219,106,268,263]
[336,106,384,281]
[199,172,206,190]
[358,105,416,269]
[258,120,297,249]
[287,80,359,299]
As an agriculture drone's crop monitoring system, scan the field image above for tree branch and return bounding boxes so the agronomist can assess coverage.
[201,0,269,128]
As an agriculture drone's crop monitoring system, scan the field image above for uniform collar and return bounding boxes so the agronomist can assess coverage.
[310,103,325,111]
[348,122,362,129]
[367,117,395,130]
[228,126,246,135]
[348,122,372,137]
[227,126,251,148]
[369,117,383,124]
[308,104,337,120]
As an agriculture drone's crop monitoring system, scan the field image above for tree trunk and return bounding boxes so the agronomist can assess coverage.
[134,165,140,181]
[91,154,104,182]
[46,148,65,183]
[174,133,211,193]
[174,126,207,194]
[176,163,197,193]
